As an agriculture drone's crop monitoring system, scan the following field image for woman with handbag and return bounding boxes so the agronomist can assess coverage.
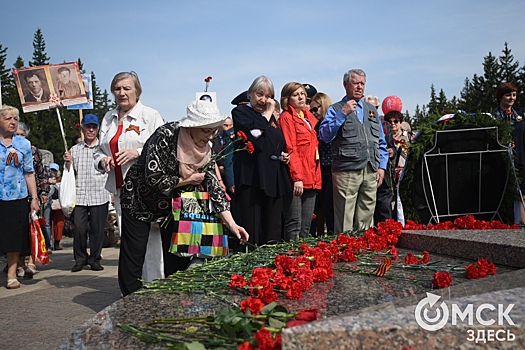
[11,121,49,278]
[118,100,249,296]
[0,106,40,289]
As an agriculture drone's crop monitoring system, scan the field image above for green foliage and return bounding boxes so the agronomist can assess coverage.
[29,28,50,67]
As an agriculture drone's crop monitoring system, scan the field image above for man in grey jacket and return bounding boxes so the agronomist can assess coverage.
[319,69,389,233]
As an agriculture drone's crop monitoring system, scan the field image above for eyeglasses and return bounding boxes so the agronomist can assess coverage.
[201,128,219,137]
[388,119,400,124]
[309,106,319,114]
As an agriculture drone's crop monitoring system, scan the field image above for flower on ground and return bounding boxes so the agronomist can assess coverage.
[465,258,496,279]
[240,296,266,315]
[432,271,452,289]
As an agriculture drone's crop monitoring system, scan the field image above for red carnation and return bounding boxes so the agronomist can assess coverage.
[204,76,212,83]
[228,274,246,289]
[286,319,308,328]
[432,271,452,289]
[254,327,280,350]
[295,309,319,322]
[239,341,255,350]
[419,251,430,264]
[237,130,248,141]
[240,296,265,315]
[405,253,419,265]
[246,141,255,154]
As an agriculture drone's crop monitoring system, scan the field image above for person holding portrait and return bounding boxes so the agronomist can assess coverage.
[0,105,40,289]
[118,100,249,296]
[23,70,50,103]
[231,76,291,247]
[94,71,166,282]
[278,82,321,241]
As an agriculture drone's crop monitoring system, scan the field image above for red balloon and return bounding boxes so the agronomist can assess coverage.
[381,95,403,114]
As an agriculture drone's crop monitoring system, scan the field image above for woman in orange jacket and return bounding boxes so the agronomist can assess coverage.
[278,82,322,241]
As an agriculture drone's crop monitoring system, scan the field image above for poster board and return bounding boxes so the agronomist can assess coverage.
[14,62,87,113]
[67,73,94,110]
[196,91,217,105]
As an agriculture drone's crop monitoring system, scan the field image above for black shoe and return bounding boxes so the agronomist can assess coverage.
[89,262,104,271]
[71,264,84,272]
[54,241,63,250]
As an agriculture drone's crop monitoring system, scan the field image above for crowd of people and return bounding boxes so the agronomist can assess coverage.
[1,68,521,294]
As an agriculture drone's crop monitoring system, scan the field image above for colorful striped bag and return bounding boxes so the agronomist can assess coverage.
[169,190,228,258]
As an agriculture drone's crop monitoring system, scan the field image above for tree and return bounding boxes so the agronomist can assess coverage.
[498,42,519,84]
[427,84,439,115]
[411,104,427,130]
[89,71,114,118]
[0,44,16,106]
[517,63,525,109]
[29,28,50,67]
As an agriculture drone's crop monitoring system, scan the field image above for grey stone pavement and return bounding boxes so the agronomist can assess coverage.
[0,237,122,350]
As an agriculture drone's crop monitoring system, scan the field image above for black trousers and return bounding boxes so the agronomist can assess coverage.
[119,208,190,296]
[72,203,108,265]
[374,169,393,225]
[235,185,283,247]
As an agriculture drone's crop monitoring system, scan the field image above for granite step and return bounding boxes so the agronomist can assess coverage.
[398,229,525,268]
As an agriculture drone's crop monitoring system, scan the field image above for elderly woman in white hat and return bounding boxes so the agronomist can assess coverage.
[118,100,249,296]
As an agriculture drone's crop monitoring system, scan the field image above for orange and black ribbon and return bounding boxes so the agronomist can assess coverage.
[125,124,140,135]
[6,148,19,167]
[375,257,392,277]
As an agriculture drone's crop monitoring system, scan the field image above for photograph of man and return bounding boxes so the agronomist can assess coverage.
[23,69,50,103]
[199,94,213,102]
[54,66,81,98]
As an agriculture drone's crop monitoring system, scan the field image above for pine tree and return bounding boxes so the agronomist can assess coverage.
[412,104,427,129]
[478,52,500,112]
[427,84,439,115]
[77,58,85,74]
[437,89,448,112]
[499,42,519,84]
[517,63,525,110]
[0,44,15,106]
[29,28,50,67]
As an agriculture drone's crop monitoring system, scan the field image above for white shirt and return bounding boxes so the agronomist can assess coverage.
[93,101,165,194]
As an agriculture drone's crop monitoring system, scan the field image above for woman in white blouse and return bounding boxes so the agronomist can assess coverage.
[94,71,165,282]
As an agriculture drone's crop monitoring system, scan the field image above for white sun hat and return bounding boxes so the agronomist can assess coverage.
[178,100,227,128]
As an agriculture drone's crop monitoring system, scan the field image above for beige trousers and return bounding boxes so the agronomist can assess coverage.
[332,164,377,233]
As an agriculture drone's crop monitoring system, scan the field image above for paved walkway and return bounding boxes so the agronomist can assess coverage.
[0,237,122,350]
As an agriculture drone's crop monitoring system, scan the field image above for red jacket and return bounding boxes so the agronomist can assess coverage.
[278,106,322,190]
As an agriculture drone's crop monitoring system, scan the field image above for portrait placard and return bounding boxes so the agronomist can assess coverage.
[14,62,87,113]
[196,91,217,105]
[67,73,94,110]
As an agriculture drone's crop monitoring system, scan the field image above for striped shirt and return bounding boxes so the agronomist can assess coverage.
[70,140,110,206]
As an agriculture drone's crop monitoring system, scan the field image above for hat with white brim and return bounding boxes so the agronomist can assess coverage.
[178,100,226,128]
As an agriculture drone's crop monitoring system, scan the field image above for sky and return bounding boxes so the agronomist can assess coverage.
[1,0,524,122]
